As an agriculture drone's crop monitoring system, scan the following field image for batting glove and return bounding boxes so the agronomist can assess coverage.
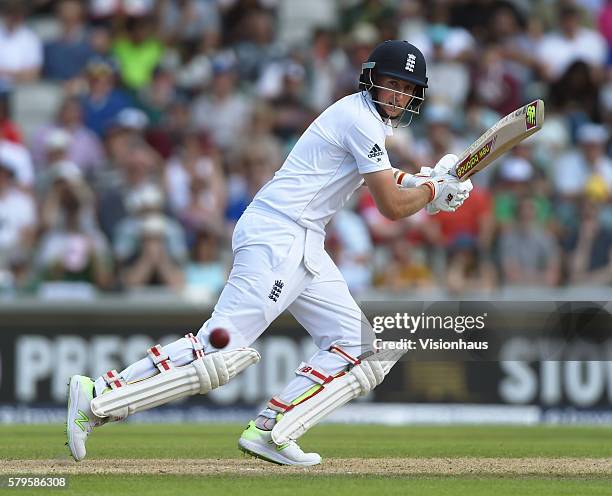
[415,174,473,214]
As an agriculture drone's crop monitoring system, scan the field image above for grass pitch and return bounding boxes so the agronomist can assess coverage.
[0,424,610,495]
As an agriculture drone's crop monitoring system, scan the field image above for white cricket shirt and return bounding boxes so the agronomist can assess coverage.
[250,92,393,235]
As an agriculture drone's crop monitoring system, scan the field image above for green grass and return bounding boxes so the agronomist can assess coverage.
[0,424,610,495]
[1,424,610,460]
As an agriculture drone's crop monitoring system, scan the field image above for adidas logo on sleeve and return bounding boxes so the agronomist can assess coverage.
[367,143,384,161]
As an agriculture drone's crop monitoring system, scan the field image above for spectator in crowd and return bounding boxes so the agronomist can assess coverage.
[220,139,279,232]
[184,226,229,300]
[473,44,522,116]
[112,15,164,91]
[424,26,471,112]
[566,199,612,285]
[88,23,114,62]
[43,0,94,81]
[267,61,315,144]
[114,184,187,290]
[535,4,607,82]
[499,196,561,287]
[32,161,113,294]
[379,237,435,291]
[0,136,34,189]
[233,8,282,82]
[0,157,37,289]
[414,104,468,165]
[432,182,495,253]
[191,53,253,151]
[334,23,378,99]
[145,96,190,159]
[158,0,221,46]
[33,128,71,194]
[0,81,22,143]
[554,123,612,197]
[164,130,226,241]
[549,60,601,128]
[341,0,396,34]
[326,207,373,295]
[246,102,283,166]
[31,96,105,173]
[305,28,347,112]
[0,0,43,83]
[492,155,537,228]
[80,57,134,137]
[486,2,539,88]
[89,0,154,21]
[137,66,177,126]
[96,135,160,241]
[598,0,612,56]
[407,1,476,64]
[445,235,497,295]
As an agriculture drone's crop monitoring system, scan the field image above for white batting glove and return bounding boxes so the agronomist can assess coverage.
[394,154,471,214]
[426,154,471,214]
[431,153,458,177]
[415,174,473,214]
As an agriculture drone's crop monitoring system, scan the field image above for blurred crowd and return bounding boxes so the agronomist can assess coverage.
[0,0,611,300]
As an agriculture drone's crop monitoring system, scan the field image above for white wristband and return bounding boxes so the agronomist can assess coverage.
[392,168,417,187]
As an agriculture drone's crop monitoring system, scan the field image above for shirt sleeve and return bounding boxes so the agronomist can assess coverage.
[343,120,392,175]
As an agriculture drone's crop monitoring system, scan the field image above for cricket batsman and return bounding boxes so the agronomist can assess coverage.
[67,40,472,466]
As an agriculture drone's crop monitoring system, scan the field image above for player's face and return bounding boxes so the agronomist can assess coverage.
[376,76,416,118]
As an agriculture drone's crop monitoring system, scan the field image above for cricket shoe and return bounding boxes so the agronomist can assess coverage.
[66,375,106,461]
[238,420,321,466]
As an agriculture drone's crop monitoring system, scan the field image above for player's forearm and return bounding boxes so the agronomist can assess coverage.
[384,184,432,220]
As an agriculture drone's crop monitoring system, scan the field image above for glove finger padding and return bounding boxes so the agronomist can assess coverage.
[418,166,433,176]
[433,154,458,176]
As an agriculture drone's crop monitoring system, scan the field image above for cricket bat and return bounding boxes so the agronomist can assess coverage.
[450,99,545,181]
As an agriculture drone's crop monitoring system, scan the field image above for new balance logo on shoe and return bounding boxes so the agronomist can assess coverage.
[268,280,284,302]
[368,144,384,161]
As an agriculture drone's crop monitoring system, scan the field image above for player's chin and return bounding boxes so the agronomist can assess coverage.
[383,105,403,119]
[387,109,403,119]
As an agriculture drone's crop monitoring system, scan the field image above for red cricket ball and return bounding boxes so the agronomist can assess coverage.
[209,327,230,349]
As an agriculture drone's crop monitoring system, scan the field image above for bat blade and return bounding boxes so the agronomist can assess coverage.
[451,99,545,181]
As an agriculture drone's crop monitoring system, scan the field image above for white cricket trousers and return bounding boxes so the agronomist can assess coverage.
[100,207,373,410]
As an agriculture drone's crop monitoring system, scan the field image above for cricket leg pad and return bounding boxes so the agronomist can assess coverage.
[91,347,260,420]
[271,346,404,445]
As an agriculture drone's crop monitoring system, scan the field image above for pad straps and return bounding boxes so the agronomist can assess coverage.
[102,369,126,390]
[330,345,362,367]
[295,362,334,385]
[147,344,173,373]
[267,396,293,413]
[266,346,361,413]
[185,333,205,359]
